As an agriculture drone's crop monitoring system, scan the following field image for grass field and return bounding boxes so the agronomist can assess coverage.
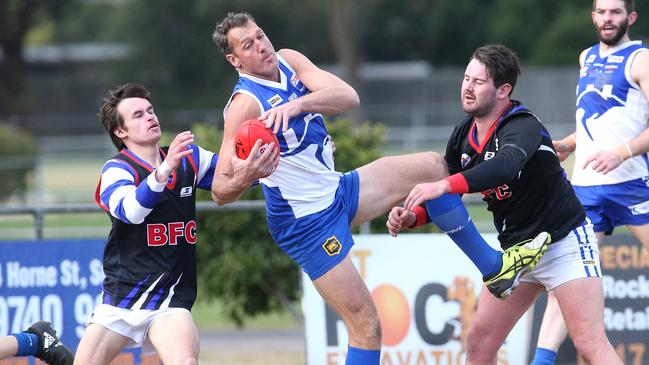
[191,298,301,331]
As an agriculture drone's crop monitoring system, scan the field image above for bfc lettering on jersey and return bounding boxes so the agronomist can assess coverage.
[481,184,512,201]
[147,220,197,246]
[573,41,649,186]
[224,54,341,228]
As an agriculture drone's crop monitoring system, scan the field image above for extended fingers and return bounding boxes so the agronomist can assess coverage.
[404,188,422,211]
[169,131,194,151]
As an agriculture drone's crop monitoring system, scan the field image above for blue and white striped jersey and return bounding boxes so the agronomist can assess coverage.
[95,144,216,311]
[224,54,341,231]
[573,41,649,186]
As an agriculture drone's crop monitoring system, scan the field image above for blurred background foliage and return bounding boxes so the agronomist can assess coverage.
[3,0,649,115]
[0,124,37,202]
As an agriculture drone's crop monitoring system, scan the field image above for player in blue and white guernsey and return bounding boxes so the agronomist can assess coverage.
[211,13,549,365]
[75,83,260,365]
[389,44,621,365]
[532,1,649,364]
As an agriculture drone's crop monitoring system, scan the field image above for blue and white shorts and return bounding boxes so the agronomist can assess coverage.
[574,178,649,235]
[270,170,359,280]
[521,220,601,290]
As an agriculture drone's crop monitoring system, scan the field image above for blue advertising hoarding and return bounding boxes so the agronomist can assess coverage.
[0,239,160,364]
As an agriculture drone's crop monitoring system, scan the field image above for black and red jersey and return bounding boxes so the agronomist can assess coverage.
[98,147,203,311]
[445,101,585,249]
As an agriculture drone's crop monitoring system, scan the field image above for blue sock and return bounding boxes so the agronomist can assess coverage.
[425,194,502,278]
[530,347,557,365]
[10,332,39,357]
[346,345,380,365]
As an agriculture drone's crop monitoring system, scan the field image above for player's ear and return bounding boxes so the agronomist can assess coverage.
[226,54,241,68]
[498,83,512,99]
[114,127,127,139]
[628,11,638,26]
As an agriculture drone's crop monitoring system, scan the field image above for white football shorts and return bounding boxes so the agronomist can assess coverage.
[521,219,601,290]
[86,303,191,354]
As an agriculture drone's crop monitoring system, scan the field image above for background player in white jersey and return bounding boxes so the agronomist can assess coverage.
[211,12,549,364]
[75,83,270,365]
[531,1,649,363]
[1,321,73,365]
[388,43,621,365]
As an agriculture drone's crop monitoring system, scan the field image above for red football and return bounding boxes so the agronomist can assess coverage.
[234,119,280,159]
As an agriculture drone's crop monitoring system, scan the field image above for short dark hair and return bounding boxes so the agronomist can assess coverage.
[213,12,255,55]
[593,0,634,13]
[471,44,521,96]
[99,83,151,150]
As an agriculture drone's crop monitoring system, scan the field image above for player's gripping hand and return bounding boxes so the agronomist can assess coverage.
[583,149,623,175]
[386,206,416,237]
[403,180,451,212]
[231,138,279,182]
[259,98,303,134]
[155,131,194,183]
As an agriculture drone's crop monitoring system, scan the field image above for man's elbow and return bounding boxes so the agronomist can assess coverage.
[348,89,360,109]
[211,191,229,206]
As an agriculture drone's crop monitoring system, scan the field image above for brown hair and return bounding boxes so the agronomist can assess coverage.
[593,0,634,13]
[471,44,521,96]
[99,83,151,150]
[212,12,255,55]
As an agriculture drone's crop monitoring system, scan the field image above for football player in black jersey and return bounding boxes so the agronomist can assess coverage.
[387,44,621,365]
[75,83,276,365]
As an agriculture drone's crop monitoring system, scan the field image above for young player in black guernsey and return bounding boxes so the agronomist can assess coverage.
[387,44,621,365]
[76,83,276,365]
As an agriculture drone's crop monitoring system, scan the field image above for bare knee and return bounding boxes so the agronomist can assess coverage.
[571,333,603,360]
[466,324,499,362]
[344,302,382,347]
[427,151,448,178]
[180,357,198,365]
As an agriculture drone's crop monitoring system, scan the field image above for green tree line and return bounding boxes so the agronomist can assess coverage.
[2,0,648,114]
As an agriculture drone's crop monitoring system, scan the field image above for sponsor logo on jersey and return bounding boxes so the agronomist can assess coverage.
[290,75,305,92]
[289,93,298,101]
[484,151,495,160]
[290,75,300,87]
[322,236,342,256]
[586,54,596,63]
[267,94,283,107]
[608,55,625,63]
[460,153,471,168]
[180,186,193,197]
